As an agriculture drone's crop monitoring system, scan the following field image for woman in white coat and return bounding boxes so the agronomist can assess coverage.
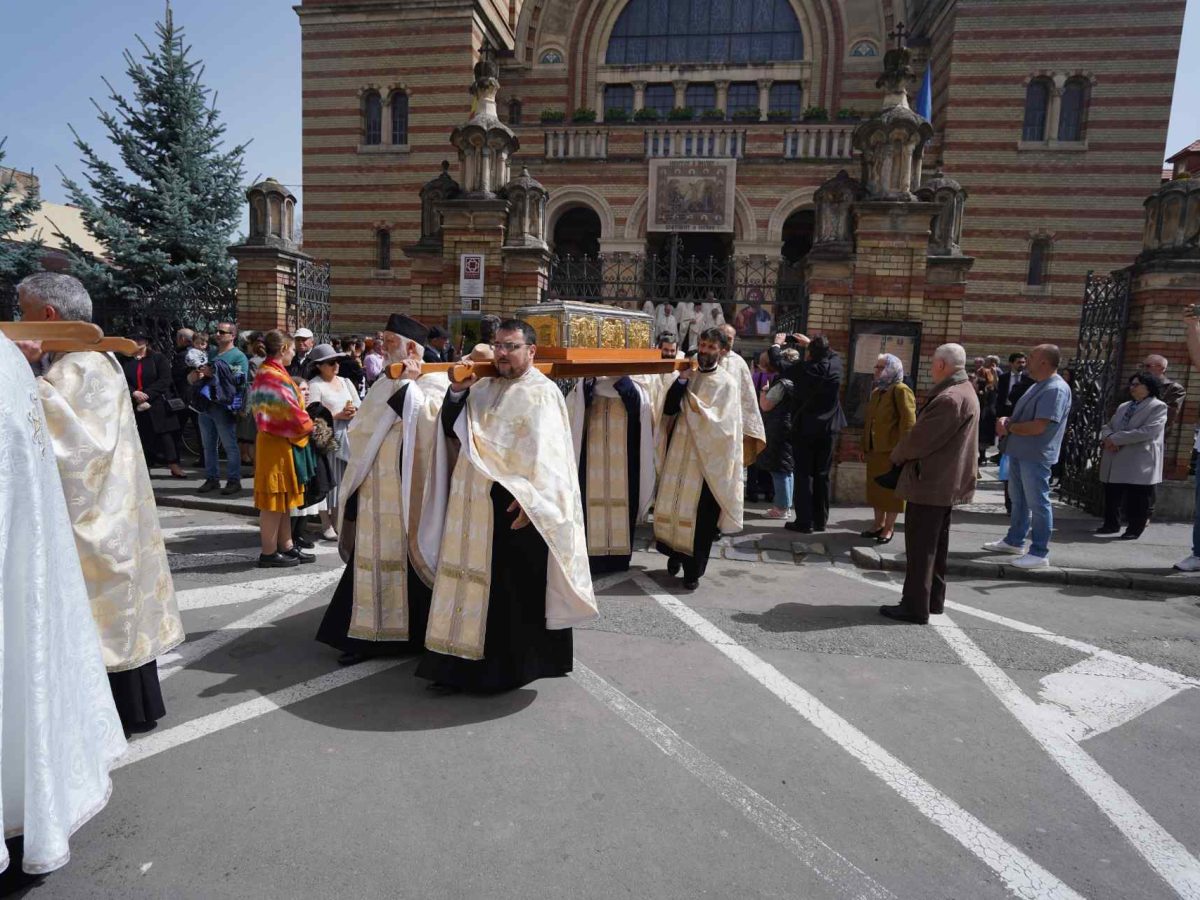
[1096,372,1167,540]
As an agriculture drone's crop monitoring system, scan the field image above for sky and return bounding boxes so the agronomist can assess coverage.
[0,0,1197,227]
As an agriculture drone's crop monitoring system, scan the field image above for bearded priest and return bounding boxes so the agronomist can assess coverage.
[416,319,598,693]
[316,314,450,665]
[16,273,184,734]
[0,330,126,882]
[654,327,745,590]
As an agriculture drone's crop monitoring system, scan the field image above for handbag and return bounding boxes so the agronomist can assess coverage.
[874,464,903,491]
[167,396,187,413]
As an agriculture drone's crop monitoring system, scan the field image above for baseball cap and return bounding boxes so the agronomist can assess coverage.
[294,327,314,339]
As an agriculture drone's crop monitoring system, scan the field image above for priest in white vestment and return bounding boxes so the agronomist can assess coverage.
[0,331,126,881]
[316,314,449,664]
[720,323,767,467]
[654,327,745,590]
[417,319,597,693]
[570,376,655,573]
[17,273,184,733]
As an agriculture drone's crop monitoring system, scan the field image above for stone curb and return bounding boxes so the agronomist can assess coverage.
[854,547,1199,596]
[156,494,258,518]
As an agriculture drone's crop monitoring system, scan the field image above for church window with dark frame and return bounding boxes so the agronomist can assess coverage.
[644,84,675,119]
[1021,79,1051,142]
[726,82,758,114]
[605,84,634,116]
[1057,78,1087,142]
[769,82,802,119]
[363,91,383,146]
[376,229,391,270]
[390,90,409,145]
[685,83,715,113]
[1026,237,1050,286]
[508,98,523,125]
[604,0,803,66]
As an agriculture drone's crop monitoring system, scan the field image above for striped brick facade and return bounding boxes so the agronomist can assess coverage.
[297,0,1184,363]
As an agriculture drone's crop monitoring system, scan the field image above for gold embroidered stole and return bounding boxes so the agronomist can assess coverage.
[350,426,410,639]
[585,395,631,556]
[405,374,448,587]
[652,422,706,554]
[425,456,495,660]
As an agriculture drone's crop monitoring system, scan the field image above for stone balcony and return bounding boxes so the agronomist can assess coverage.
[528,121,859,163]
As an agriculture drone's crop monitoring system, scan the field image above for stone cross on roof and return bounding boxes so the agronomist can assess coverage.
[888,22,908,50]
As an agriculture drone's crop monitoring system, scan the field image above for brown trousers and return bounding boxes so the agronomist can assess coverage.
[901,502,953,620]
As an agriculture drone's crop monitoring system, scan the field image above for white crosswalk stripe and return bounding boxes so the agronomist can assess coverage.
[174,567,343,611]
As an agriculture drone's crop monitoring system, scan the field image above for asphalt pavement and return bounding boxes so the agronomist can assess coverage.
[26,503,1200,900]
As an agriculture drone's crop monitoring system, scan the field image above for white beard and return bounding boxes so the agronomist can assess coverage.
[386,339,425,365]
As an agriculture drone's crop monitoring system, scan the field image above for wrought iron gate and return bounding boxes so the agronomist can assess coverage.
[1058,269,1132,513]
[93,280,239,364]
[288,258,331,341]
[548,234,806,333]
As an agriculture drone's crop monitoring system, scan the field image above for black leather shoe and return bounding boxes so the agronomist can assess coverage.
[221,479,243,495]
[667,557,682,577]
[682,578,699,590]
[294,533,315,549]
[784,521,813,533]
[860,528,884,539]
[258,552,300,568]
[879,604,928,625]
[875,533,894,545]
[1118,531,1142,541]
[197,478,221,494]
[337,651,367,666]
[1094,526,1121,535]
[284,546,317,564]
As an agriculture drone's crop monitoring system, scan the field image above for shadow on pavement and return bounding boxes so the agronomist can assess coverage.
[730,602,906,634]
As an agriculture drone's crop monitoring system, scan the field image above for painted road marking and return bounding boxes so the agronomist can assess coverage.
[937,614,1200,899]
[117,659,406,768]
[160,586,329,680]
[174,567,343,612]
[160,524,260,540]
[631,574,1084,900]
[1037,656,1189,741]
[574,662,897,900]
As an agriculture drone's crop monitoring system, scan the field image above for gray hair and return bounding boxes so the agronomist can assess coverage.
[176,327,194,343]
[780,347,801,365]
[17,272,93,322]
[1144,354,1168,371]
[934,343,967,371]
[985,354,1001,366]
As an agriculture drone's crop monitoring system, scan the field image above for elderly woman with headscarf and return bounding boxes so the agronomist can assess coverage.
[861,353,916,544]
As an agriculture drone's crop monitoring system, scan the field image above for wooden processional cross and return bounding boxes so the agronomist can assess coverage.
[387,347,695,382]
[0,321,139,355]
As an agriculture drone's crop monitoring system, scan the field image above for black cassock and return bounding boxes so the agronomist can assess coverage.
[654,377,722,583]
[315,383,431,657]
[578,376,642,575]
[414,388,573,693]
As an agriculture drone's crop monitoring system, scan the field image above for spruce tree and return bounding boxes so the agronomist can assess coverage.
[58,5,248,300]
[0,140,44,286]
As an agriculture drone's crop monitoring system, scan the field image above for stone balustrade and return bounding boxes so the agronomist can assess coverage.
[543,128,609,159]
[643,126,745,159]
[782,124,857,160]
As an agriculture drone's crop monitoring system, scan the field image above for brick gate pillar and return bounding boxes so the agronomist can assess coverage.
[228,177,310,334]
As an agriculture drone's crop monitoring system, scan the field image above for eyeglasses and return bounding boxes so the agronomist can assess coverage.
[490,342,527,353]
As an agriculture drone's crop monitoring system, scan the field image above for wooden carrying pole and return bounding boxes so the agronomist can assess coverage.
[386,347,694,382]
[0,321,138,355]
[41,337,140,355]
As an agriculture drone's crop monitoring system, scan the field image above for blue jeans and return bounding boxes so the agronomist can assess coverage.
[199,406,241,481]
[1192,474,1200,557]
[771,471,794,510]
[1004,457,1053,557]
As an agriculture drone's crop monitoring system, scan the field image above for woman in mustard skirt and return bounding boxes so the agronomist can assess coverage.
[862,353,916,545]
[248,330,314,567]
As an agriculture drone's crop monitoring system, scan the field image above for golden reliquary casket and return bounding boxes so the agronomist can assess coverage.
[515,300,654,350]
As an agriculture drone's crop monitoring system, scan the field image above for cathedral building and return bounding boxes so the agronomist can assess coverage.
[295,0,1185,355]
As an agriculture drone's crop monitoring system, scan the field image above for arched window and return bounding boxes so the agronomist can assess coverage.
[850,40,878,57]
[508,98,523,125]
[605,0,803,66]
[539,49,563,64]
[1022,79,1050,142]
[363,91,383,145]
[376,229,391,270]
[390,91,409,145]
[1026,237,1050,286]
[1058,78,1087,142]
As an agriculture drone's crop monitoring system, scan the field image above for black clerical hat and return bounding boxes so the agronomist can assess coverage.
[384,314,429,345]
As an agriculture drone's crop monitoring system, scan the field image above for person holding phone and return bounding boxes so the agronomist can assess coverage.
[304,343,361,540]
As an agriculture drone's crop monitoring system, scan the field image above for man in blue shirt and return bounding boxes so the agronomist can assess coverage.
[983,344,1073,568]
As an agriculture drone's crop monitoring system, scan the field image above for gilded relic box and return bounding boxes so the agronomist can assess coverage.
[515,300,654,350]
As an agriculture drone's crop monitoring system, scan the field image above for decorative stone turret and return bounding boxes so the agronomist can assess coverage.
[1140,176,1200,261]
[450,41,519,199]
[852,36,934,201]
[811,170,865,256]
[413,161,461,252]
[244,178,298,251]
[917,169,968,257]
[503,167,549,250]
